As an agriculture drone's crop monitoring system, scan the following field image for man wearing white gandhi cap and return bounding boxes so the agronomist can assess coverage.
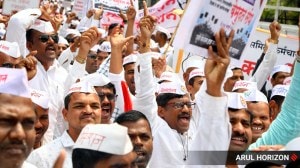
[30,88,50,149]
[0,68,37,168]
[72,124,137,168]
[6,8,69,141]
[27,81,101,168]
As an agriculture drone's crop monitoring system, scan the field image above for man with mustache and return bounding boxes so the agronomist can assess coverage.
[133,2,233,167]
[6,7,70,141]
[115,110,153,168]
[0,68,37,168]
[26,26,102,168]
[26,81,102,168]
[226,92,253,167]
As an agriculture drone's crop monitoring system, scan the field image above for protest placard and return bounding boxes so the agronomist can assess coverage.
[72,0,93,19]
[173,0,268,59]
[2,0,40,15]
[234,28,298,79]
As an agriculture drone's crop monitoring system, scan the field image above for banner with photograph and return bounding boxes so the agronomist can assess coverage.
[173,0,268,60]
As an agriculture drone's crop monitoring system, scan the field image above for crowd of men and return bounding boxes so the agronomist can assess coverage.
[0,0,300,168]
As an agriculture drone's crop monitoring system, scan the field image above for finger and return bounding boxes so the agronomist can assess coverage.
[143,1,149,16]
[226,29,235,48]
[214,30,225,57]
[124,36,135,43]
[53,150,66,168]
[27,50,37,58]
[220,28,227,49]
[130,0,134,6]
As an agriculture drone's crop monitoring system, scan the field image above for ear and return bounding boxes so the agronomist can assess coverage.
[270,78,275,87]
[157,106,165,118]
[269,100,278,121]
[27,41,34,51]
[62,108,68,121]
[183,72,188,83]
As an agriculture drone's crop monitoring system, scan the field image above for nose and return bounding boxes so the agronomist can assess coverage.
[232,122,245,135]
[133,136,143,147]
[102,95,110,103]
[252,117,262,125]
[9,122,26,141]
[182,104,190,112]
[34,119,43,130]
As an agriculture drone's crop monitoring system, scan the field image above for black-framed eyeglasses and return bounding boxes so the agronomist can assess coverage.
[98,93,117,102]
[39,34,59,43]
[166,102,196,109]
[1,63,15,68]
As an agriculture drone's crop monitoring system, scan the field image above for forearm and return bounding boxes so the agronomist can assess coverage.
[125,20,134,55]
[250,43,277,90]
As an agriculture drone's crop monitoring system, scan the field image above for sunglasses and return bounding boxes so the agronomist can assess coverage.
[98,93,117,102]
[39,34,59,43]
[1,63,15,68]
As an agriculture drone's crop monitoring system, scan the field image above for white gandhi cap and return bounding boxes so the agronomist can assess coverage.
[227,92,247,109]
[30,88,50,109]
[66,81,98,97]
[0,68,30,98]
[74,123,133,155]
[0,40,21,58]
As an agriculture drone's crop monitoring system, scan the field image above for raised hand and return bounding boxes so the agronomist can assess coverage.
[269,21,281,43]
[94,6,104,20]
[86,9,95,18]
[118,10,127,21]
[76,27,102,63]
[126,0,136,21]
[17,50,38,80]
[66,12,77,24]
[152,57,167,78]
[139,1,156,53]
[205,28,235,96]
[109,26,134,73]
[110,26,134,51]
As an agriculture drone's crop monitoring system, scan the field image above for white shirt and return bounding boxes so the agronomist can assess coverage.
[22,161,37,168]
[249,43,278,90]
[26,131,74,168]
[29,60,68,142]
[134,52,231,167]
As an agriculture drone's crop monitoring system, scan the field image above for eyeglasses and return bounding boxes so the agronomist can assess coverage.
[98,93,117,102]
[166,102,196,109]
[1,63,15,68]
[39,34,59,43]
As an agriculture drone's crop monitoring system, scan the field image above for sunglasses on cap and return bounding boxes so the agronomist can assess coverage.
[39,34,59,43]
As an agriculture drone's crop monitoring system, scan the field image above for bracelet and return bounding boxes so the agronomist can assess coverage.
[75,56,86,64]
[269,39,279,44]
